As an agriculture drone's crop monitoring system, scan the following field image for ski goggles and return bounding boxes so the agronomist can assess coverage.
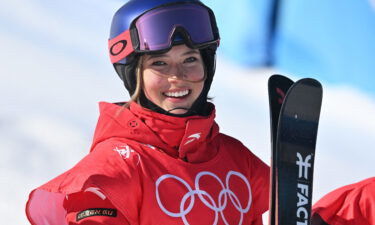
[109,3,220,64]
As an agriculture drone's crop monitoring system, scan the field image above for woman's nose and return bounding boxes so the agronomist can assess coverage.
[168,64,185,80]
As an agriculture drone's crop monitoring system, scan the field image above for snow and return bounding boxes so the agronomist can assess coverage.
[1,1,375,224]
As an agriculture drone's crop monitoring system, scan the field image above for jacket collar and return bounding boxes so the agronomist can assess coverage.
[90,102,219,163]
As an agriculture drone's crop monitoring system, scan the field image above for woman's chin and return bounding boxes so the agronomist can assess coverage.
[166,107,189,115]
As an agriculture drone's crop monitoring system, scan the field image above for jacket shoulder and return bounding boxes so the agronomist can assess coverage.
[215,133,246,148]
[214,133,254,157]
[26,138,143,225]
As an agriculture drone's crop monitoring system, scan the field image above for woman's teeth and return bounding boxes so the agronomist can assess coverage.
[164,90,189,98]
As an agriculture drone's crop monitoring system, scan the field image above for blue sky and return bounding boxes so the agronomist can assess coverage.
[1,1,375,224]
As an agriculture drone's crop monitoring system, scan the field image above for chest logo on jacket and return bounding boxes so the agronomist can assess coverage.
[184,132,202,145]
[113,145,140,165]
[155,171,252,225]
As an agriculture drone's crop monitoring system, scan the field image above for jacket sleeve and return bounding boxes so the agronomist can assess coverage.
[249,149,270,220]
[64,189,130,225]
[312,177,375,225]
[25,140,142,225]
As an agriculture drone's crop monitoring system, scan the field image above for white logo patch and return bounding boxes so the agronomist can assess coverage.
[296,152,313,224]
[84,187,106,200]
[184,133,201,145]
[155,171,252,225]
[113,145,140,165]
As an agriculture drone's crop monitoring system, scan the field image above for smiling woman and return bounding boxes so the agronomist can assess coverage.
[25,0,270,224]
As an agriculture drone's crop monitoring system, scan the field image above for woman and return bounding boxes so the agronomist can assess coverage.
[26,0,270,224]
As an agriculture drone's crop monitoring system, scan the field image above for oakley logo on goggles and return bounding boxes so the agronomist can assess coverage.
[109,3,220,64]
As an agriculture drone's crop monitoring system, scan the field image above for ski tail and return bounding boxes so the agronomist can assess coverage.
[268,74,294,225]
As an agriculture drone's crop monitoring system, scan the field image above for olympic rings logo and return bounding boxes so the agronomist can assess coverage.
[155,171,252,225]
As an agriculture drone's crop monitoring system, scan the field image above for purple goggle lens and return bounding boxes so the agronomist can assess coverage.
[134,3,219,52]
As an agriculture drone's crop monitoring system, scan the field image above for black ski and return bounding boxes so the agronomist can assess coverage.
[268,74,294,225]
[268,75,323,225]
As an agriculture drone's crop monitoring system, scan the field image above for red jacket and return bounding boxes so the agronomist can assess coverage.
[26,102,270,225]
[312,177,375,225]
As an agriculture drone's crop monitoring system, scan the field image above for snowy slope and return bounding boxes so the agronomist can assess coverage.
[1,1,375,224]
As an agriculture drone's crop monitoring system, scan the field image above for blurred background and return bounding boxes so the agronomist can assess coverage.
[1,0,375,224]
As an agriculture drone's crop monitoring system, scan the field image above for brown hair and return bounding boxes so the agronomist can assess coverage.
[124,57,143,108]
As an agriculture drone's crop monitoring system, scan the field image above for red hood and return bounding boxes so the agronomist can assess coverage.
[90,102,220,163]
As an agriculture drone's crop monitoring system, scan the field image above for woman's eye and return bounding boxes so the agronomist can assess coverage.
[184,57,197,63]
[152,61,166,66]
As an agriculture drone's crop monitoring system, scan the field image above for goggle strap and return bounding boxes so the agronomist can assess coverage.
[109,30,134,63]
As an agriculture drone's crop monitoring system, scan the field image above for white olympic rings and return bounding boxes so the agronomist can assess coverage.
[155,171,252,225]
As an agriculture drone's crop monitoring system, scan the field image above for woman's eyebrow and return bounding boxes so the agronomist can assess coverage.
[145,54,167,60]
[182,50,200,56]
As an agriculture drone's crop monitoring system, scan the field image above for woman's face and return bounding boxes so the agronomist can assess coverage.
[142,44,205,114]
